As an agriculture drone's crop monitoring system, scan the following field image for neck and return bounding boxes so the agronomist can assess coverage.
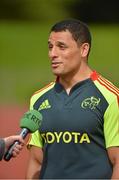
[59,66,93,94]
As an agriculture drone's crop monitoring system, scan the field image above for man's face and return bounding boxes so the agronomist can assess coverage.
[48,30,83,77]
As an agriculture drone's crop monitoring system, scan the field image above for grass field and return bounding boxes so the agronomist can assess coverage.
[0,21,119,104]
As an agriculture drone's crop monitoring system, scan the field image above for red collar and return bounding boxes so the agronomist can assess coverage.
[55,70,100,82]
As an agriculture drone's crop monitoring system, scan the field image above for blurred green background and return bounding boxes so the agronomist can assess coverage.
[0,0,119,105]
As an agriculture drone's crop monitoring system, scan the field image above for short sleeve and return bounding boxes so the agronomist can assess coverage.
[28,130,43,148]
[104,98,119,148]
[28,92,43,148]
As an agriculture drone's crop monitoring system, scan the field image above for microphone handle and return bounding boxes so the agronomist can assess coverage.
[19,128,30,139]
[4,128,30,161]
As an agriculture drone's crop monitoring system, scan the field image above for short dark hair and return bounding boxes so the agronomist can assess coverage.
[50,19,91,52]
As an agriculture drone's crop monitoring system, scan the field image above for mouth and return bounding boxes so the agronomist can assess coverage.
[51,62,62,68]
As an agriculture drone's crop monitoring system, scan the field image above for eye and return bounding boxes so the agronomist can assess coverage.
[58,44,67,50]
[48,44,53,50]
[59,45,65,50]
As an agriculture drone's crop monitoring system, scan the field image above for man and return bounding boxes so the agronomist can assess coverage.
[0,135,24,161]
[26,19,119,179]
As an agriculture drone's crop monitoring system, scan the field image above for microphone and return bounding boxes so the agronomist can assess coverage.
[4,109,42,161]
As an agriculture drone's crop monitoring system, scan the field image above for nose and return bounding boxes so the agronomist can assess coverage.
[49,47,58,60]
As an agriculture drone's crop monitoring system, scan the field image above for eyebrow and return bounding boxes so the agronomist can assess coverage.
[57,41,66,45]
[48,40,67,45]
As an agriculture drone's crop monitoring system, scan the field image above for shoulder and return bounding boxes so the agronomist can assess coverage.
[30,81,55,110]
[93,74,119,105]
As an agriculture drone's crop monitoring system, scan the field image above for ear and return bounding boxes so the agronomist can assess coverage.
[81,43,90,58]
